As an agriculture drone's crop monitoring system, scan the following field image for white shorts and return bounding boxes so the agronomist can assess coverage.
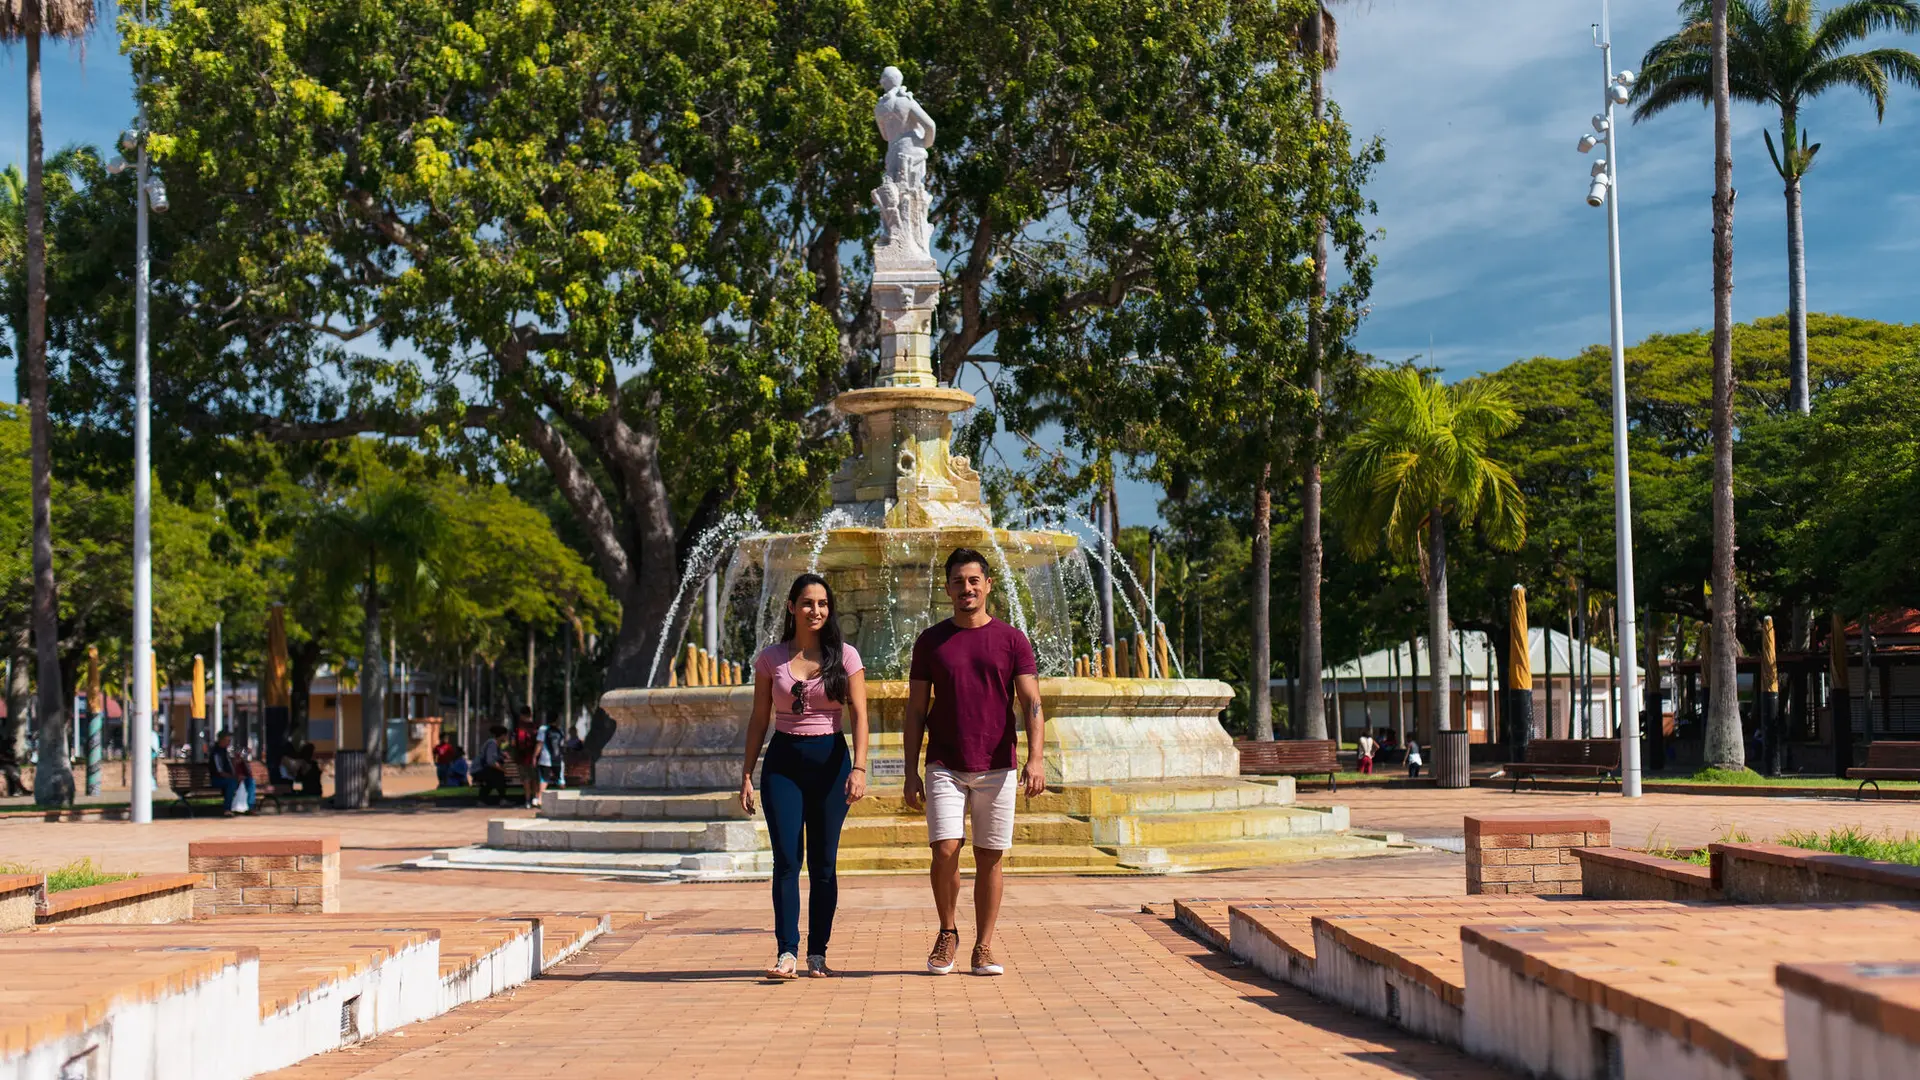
[925,764,1017,851]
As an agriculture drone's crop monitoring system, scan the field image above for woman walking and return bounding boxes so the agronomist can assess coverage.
[740,573,870,979]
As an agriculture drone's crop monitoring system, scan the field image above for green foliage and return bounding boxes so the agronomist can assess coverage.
[1782,825,1920,866]
[1691,765,1767,784]
[1329,367,1525,561]
[991,0,1380,506]
[1636,0,1920,184]
[0,858,139,893]
[1480,314,1920,638]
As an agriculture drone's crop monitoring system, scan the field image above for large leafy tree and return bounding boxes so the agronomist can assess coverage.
[1329,368,1525,737]
[1636,0,1920,416]
[994,0,1379,741]
[112,0,1389,695]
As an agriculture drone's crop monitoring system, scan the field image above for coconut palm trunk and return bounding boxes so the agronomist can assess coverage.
[1783,122,1809,414]
[1705,0,1746,769]
[1250,462,1275,740]
[1427,508,1451,734]
[24,28,71,807]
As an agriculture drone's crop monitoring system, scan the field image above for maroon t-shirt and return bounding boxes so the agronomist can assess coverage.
[910,617,1038,773]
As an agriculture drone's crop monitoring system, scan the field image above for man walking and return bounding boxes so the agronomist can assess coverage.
[903,548,1047,976]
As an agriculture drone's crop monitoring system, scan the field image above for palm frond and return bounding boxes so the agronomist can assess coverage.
[1810,0,1920,61]
[1801,52,1896,115]
[0,0,105,40]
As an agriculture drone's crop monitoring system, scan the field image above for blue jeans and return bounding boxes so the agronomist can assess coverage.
[761,732,852,957]
[215,775,256,810]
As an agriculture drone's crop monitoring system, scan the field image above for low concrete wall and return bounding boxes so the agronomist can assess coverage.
[1574,847,1721,903]
[0,874,40,932]
[189,835,341,914]
[1778,961,1920,1080]
[0,946,259,1080]
[1461,932,1749,1080]
[35,873,201,926]
[1312,920,1463,1047]
[1712,842,1920,904]
[1464,814,1610,895]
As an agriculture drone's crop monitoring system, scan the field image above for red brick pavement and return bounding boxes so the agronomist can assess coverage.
[266,904,1505,1079]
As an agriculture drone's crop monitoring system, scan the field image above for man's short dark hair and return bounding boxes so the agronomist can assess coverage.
[518,705,533,718]
[944,548,992,581]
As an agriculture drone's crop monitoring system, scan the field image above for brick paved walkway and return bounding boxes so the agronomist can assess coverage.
[266,903,1503,1079]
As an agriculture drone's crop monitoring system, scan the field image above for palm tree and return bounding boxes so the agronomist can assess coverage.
[1329,368,1526,738]
[1297,3,1342,742]
[1636,1,1920,416]
[2,0,103,807]
[295,480,448,802]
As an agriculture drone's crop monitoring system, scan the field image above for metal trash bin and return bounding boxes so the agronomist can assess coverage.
[1434,729,1471,789]
[333,750,371,809]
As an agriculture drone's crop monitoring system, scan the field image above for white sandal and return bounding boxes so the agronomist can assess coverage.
[767,952,799,980]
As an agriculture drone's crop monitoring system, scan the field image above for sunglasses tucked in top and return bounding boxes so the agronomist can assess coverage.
[754,642,866,736]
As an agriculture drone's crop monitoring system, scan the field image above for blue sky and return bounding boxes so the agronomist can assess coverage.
[6,2,1920,523]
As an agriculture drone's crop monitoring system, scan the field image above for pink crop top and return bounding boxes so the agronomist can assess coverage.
[754,642,863,735]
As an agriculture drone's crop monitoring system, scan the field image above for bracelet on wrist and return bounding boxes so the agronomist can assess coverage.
[849,766,867,773]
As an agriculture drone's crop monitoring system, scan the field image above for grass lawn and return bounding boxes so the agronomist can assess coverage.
[1649,825,1920,868]
[0,857,139,892]
[1646,766,1920,791]
[0,797,228,817]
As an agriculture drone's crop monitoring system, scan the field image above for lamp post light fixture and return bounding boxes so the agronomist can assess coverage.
[1574,1,1643,797]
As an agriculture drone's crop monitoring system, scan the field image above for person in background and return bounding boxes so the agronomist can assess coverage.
[1356,730,1377,776]
[446,744,471,788]
[211,730,256,815]
[1405,737,1424,780]
[433,732,458,787]
[474,725,510,806]
[535,713,563,797]
[511,707,540,808]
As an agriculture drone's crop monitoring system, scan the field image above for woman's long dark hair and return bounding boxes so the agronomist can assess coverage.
[779,572,850,704]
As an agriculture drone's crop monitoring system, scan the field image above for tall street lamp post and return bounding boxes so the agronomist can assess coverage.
[1576,0,1643,797]
[107,1,168,823]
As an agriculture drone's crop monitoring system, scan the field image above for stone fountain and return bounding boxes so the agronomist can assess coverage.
[422,68,1386,879]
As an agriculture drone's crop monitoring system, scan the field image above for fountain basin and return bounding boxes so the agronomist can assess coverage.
[595,676,1238,790]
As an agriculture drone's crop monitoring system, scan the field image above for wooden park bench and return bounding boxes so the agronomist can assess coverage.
[164,761,221,815]
[475,753,592,805]
[1848,741,1920,799]
[1504,738,1622,792]
[167,759,298,815]
[1235,739,1340,791]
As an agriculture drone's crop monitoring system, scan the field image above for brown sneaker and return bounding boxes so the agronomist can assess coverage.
[971,942,1004,976]
[927,928,960,974]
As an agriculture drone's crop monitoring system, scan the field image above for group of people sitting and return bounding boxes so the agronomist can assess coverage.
[435,707,580,808]
[207,730,323,815]
[1354,728,1424,778]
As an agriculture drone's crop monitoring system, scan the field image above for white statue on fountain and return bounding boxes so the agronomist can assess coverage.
[872,66,937,272]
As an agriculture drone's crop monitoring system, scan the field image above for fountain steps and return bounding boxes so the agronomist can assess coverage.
[424,779,1389,879]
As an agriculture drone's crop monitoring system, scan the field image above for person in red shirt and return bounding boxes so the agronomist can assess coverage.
[903,548,1047,977]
